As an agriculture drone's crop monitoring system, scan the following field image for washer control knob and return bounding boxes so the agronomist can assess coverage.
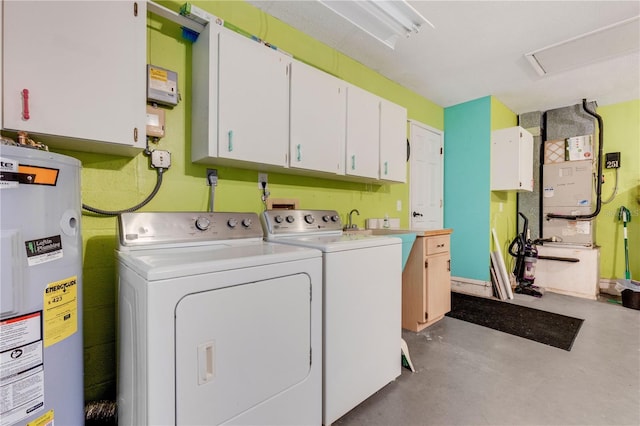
[242,218,252,228]
[331,215,340,222]
[304,214,315,224]
[322,215,331,222]
[274,215,284,223]
[227,218,238,228]
[195,217,210,231]
[286,215,295,223]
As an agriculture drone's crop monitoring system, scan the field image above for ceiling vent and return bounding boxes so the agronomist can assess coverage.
[525,15,640,76]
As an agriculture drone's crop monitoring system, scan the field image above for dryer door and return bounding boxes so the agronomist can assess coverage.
[175,273,311,425]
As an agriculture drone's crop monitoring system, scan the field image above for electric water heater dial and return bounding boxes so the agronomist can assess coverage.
[195,217,210,231]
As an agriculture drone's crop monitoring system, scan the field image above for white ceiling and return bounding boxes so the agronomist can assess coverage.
[247,0,640,114]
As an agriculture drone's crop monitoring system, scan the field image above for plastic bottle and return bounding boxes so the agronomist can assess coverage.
[383,214,390,228]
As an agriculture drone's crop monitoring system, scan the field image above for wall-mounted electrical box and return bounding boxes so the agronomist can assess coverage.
[146,105,166,138]
[147,64,179,107]
[605,152,621,169]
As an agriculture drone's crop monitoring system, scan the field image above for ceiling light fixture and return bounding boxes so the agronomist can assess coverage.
[318,0,433,49]
[525,15,640,76]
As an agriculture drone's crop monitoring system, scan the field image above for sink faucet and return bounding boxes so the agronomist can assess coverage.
[347,209,360,229]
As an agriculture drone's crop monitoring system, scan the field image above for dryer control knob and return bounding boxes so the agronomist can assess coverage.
[274,215,284,223]
[331,215,340,222]
[322,215,331,222]
[286,215,295,223]
[304,214,315,224]
[227,218,238,228]
[195,217,210,231]
[242,218,252,228]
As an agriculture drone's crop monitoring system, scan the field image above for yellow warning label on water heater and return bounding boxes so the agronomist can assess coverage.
[27,409,54,426]
[43,276,78,347]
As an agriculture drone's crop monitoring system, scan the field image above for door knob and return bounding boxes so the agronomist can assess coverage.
[412,211,423,217]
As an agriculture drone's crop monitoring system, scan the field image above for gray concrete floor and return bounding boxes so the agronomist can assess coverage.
[335,292,640,426]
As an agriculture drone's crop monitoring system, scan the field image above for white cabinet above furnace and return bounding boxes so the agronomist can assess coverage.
[491,126,533,192]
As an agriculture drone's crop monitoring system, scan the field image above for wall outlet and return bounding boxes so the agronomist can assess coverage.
[258,173,268,189]
[396,200,402,211]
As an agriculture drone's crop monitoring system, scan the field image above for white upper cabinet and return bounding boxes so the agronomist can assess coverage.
[379,99,407,183]
[192,25,290,168]
[1,1,146,156]
[491,126,534,191]
[345,85,380,180]
[191,25,407,183]
[289,61,346,175]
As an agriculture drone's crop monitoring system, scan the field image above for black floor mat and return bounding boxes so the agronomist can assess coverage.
[445,292,584,351]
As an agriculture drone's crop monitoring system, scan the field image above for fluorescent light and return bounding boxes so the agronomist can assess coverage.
[525,15,640,76]
[318,0,433,49]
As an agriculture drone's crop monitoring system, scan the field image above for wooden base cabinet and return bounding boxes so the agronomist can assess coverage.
[402,230,452,331]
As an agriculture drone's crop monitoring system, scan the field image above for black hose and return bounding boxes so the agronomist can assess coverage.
[546,98,603,220]
[82,168,165,216]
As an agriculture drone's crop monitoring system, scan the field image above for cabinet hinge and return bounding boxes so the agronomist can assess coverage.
[133,2,138,17]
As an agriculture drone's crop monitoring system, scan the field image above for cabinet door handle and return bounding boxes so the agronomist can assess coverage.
[424,260,428,268]
[228,130,234,152]
[448,259,451,271]
[351,155,356,170]
[437,243,445,248]
[297,144,302,162]
[22,89,30,120]
[384,161,388,175]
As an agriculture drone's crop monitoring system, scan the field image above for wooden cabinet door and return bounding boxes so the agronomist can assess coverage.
[289,61,345,174]
[2,1,146,155]
[345,85,379,179]
[425,253,451,321]
[379,99,407,183]
[218,30,290,167]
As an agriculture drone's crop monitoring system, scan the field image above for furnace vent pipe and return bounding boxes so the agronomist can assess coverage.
[546,98,603,221]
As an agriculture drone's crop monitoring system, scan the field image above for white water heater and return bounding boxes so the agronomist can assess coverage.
[0,144,84,425]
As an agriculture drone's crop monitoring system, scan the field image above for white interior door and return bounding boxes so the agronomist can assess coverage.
[409,121,443,230]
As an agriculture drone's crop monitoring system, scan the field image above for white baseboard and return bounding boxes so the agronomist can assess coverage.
[451,276,494,298]
[599,278,622,296]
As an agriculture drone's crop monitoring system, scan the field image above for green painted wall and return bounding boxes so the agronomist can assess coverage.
[52,0,443,400]
[443,96,491,281]
[596,100,640,281]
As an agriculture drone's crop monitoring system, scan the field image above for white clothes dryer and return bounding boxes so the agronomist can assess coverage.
[116,212,322,426]
[261,209,402,425]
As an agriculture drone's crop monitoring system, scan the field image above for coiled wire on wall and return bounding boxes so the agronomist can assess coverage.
[82,144,166,216]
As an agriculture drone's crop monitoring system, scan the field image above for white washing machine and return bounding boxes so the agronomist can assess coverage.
[261,209,402,425]
[116,211,322,426]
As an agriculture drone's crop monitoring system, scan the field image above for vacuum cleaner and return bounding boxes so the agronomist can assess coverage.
[508,212,543,297]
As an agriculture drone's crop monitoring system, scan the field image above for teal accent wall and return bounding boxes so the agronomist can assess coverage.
[444,97,491,281]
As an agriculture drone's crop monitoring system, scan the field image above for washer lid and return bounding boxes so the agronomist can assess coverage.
[116,241,321,281]
[267,234,402,253]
